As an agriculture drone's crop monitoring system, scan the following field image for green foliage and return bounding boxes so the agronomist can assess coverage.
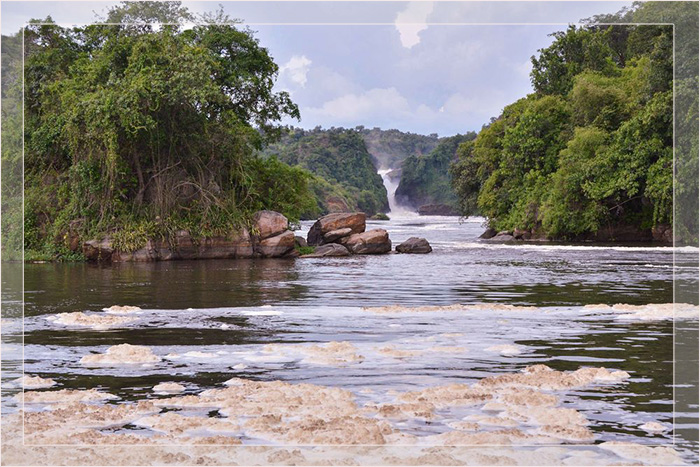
[1,32,23,260]
[395,133,476,209]
[295,245,315,256]
[243,156,318,223]
[452,7,682,240]
[20,3,315,258]
[531,25,619,96]
[263,127,389,216]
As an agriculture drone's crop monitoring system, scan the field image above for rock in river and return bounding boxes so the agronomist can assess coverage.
[294,236,308,248]
[253,210,288,240]
[307,213,366,246]
[323,228,353,243]
[302,244,351,258]
[258,231,295,258]
[396,237,432,254]
[339,229,391,255]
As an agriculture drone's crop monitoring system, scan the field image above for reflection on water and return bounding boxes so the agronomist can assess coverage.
[20,216,698,314]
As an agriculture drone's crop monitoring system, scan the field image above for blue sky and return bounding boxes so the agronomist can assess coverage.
[2,1,633,135]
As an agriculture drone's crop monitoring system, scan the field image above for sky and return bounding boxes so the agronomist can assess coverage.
[1,1,634,135]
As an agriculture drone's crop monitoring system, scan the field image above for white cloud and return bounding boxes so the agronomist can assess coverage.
[394,1,434,49]
[439,91,507,122]
[279,55,312,87]
[306,87,412,122]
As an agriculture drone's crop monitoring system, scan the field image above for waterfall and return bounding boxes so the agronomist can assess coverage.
[377,168,415,216]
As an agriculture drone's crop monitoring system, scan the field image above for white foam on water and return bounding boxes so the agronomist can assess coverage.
[182,351,217,359]
[449,242,697,253]
[242,310,284,316]
[486,344,525,356]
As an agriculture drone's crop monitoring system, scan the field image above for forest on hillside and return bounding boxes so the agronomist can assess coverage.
[396,133,476,211]
[10,2,323,260]
[451,1,698,242]
[1,1,698,262]
[261,127,389,217]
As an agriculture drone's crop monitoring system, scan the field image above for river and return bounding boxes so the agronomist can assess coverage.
[2,213,699,464]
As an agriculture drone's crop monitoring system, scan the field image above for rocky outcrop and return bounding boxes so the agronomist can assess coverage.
[307,213,366,246]
[651,224,673,243]
[301,212,392,257]
[83,210,295,262]
[513,228,531,240]
[301,244,351,258]
[253,210,288,240]
[482,231,516,243]
[479,228,498,239]
[417,204,459,216]
[258,231,295,258]
[339,229,391,255]
[83,237,116,262]
[396,237,432,254]
[591,224,654,243]
[478,223,669,244]
[323,228,353,243]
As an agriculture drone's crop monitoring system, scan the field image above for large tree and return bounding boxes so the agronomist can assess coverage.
[23,2,312,256]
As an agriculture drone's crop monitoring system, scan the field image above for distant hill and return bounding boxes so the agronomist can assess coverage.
[355,127,441,170]
[395,133,477,211]
[262,127,389,217]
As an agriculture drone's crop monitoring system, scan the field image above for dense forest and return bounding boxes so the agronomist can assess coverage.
[15,2,324,260]
[396,133,476,211]
[451,1,698,242]
[1,1,697,261]
[261,127,389,217]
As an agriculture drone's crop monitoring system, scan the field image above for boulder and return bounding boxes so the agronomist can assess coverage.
[323,228,353,243]
[294,236,308,248]
[651,224,673,243]
[479,228,498,239]
[396,237,432,254]
[339,229,391,255]
[83,237,115,262]
[325,196,351,213]
[307,212,366,246]
[513,228,531,240]
[253,210,288,240]
[301,243,351,258]
[258,231,295,258]
[482,231,516,243]
[197,230,254,259]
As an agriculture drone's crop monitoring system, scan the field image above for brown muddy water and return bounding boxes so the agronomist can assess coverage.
[2,215,698,465]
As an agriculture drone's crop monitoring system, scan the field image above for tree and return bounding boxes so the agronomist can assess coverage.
[22,4,304,257]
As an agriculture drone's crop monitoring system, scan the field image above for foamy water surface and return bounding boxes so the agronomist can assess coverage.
[2,215,698,464]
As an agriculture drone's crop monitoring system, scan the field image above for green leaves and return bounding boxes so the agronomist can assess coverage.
[263,128,388,216]
[452,14,676,240]
[22,7,307,257]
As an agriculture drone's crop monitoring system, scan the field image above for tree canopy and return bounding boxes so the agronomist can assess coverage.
[451,1,696,242]
[21,2,318,258]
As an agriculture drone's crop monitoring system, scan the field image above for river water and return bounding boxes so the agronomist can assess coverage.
[2,213,699,463]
